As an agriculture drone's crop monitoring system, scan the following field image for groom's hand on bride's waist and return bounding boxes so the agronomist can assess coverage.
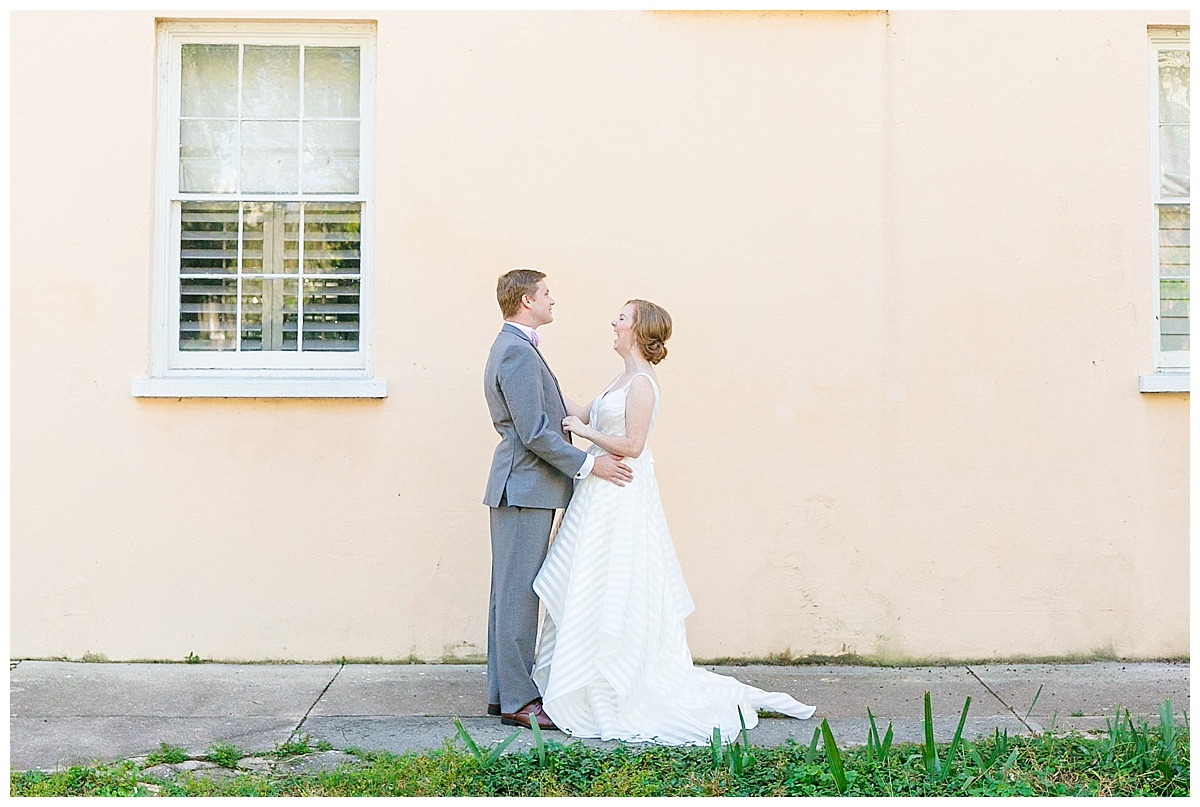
[591,454,633,486]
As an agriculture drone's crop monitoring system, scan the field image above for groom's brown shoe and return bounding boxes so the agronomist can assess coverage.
[500,699,557,730]
[487,703,501,716]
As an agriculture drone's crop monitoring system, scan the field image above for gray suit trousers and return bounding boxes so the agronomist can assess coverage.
[487,501,555,713]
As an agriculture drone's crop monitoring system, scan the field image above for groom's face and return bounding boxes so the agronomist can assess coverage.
[525,280,555,327]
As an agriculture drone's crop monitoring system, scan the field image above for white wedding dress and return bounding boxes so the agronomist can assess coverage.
[532,372,815,745]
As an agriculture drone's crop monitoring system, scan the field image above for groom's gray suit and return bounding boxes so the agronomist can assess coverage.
[483,323,588,713]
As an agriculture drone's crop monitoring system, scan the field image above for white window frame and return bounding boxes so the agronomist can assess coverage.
[1142,27,1190,393]
[134,20,384,398]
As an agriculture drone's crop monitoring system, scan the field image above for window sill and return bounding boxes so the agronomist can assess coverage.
[131,376,388,398]
[1139,372,1190,393]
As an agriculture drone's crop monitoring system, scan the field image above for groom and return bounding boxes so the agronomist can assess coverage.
[483,268,633,730]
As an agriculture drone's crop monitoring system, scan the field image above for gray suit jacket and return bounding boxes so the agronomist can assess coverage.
[483,324,588,509]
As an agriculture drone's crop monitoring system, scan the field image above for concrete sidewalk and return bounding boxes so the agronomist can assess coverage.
[9,660,1189,773]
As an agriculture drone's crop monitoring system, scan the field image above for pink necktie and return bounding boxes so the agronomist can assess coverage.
[530,330,540,347]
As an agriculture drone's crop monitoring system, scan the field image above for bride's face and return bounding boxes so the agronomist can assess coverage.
[612,304,637,354]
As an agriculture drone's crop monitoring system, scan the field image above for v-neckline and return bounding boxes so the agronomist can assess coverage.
[600,372,656,400]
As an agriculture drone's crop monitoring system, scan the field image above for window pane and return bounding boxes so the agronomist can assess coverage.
[181,44,238,118]
[283,204,301,274]
[242,203,266,273]
[236,267,300,350]
[258,277,300,350]
[280,279,300,351]
[180,277,238,350]
[181,202,238,274]
[304,47,360,117]
[1158,49,1190,198]
[238,277,299,352]
[1159,49,1190,125]
[303,121,360,193]
[303,203,361,274]
[1161,278,1189,353]
[241,121,299,193]
[243,202,300,273]
[241,278,264,350]
[302,277,359,351]
[1160,124,1190,197]
[243,45,300,120]
[1158,205,1189,353]
[180,119,238,193]
[1159,205,1190,278]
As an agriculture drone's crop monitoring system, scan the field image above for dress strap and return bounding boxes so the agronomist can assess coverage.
[630,372,660,403]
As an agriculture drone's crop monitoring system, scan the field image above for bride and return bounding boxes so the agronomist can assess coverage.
[531,299,815,745]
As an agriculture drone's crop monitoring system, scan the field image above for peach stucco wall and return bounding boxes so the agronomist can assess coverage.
[11,10,1188,662]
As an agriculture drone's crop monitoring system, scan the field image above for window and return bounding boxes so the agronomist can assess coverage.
[135,21,383,397]
[1144,28,1190,392]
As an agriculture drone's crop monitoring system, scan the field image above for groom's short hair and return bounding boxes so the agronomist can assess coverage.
[497,269,547,318]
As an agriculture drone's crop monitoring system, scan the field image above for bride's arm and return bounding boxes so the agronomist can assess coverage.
[562,394,594,424]
[563,376,655,459]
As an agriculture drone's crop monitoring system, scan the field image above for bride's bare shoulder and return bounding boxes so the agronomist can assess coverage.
[629,371,659,394]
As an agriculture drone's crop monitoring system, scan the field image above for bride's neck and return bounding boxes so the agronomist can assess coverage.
[621,352,650,374]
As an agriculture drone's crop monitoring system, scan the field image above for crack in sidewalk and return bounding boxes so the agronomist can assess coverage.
[289,659,345,741]
[966,665,1037,734]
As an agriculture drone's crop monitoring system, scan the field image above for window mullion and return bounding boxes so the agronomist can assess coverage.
[298,45,306,197]
[236,44,244,196]
[269,204,287,351]
[298,203,306,353]
[236,203,244,351]
[298,45,306,354]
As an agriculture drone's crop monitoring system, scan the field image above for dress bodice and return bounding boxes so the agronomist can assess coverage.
[587,372,660,453]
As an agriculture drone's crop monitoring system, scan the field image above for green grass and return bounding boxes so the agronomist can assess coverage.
[273,735,319,759]
[12,707,1188,797]
[203,742,245,769]
[143,743,189,767]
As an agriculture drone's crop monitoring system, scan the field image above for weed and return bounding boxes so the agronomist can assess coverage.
[865,707,894,762]
[205,742,245,769]
[452,717,519,767]
[144,742,189,766]
[731,707,755,774]
[529,714,549,768]
[707,707,755,775]
[920,691,971,780]
[819,718,848,794]
[314,739,334,752]
[1024,683,1043,722]
[803,726,822,765]
[962,728,1019,791]
[185,652,201,664]
[274,735,313,758]
[1099,701,1187,788]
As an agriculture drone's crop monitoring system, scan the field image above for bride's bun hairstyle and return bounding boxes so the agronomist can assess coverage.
[626,299,672,365]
